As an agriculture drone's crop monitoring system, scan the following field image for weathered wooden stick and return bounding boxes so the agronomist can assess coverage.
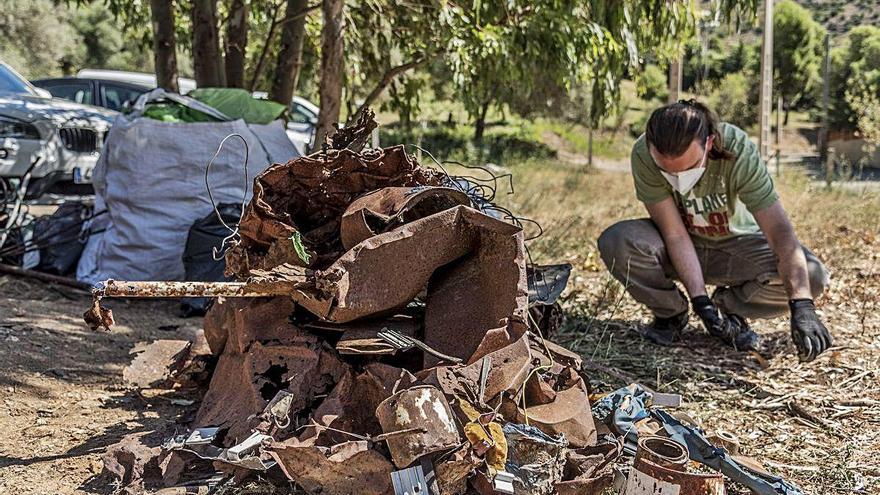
[0,263,92,291]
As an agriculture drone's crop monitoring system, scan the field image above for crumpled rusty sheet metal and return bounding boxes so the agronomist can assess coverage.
[194,340,345,445]
[502,368,597,449]
[269,438,394,495]
[303,363,416,444]
[340,186,471,250]
[421,331,532,409]
[555,440,622,495]
[226,145,444,277]
[123,340,193,389]
[200,297,314,356]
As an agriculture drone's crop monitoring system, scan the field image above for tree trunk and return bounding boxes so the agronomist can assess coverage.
[474,99,490,143]
[225,0,249,88]
[192,0,224,88]
[270,0,309,105]
[150,0,179,93]
[315,0,344,148]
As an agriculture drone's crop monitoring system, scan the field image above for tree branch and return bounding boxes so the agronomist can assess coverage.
[276,3,320,27]
[348,55,430,125]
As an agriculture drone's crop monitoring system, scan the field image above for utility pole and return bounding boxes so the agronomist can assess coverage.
[758,0,774,159]
[668,60,682,103]
[776,95,783,176]
[819,33,830,160]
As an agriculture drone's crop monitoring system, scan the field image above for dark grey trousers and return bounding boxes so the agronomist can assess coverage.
[597,219,829,319]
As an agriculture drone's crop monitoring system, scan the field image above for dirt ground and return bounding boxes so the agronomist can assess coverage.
[0,161,878,494]
[0,288,205,495]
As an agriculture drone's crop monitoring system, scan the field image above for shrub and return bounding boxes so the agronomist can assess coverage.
[707,72,758,129]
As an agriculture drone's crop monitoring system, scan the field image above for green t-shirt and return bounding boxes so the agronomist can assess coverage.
[631,122,779,240]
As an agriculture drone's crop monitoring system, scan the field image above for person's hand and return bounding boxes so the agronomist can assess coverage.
[691,295,760,351]
[691,295,726,335]
[789,299,832,361]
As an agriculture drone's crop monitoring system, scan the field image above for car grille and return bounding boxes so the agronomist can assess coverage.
[59,127,99,153]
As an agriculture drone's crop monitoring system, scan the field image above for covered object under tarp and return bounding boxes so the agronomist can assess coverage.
[77,90,299,285]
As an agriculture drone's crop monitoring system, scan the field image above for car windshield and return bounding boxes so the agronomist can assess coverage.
[0,64,35,95]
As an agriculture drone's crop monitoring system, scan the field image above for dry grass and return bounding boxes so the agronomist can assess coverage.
[486,159,880,494]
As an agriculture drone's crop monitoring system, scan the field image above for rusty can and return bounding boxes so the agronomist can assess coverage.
[624,435,726,495]
[375,385,461,468]
[634,435,689,470]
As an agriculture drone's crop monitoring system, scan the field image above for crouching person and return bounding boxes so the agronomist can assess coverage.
[598,99,832,361]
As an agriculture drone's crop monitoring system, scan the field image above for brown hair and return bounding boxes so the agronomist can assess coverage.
[645,99,735,161]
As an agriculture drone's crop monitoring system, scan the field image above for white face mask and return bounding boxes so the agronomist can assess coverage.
[660,167,705,195]
[654,138,710,195]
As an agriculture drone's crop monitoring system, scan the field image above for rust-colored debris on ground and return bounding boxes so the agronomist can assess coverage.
[94,118,803,494]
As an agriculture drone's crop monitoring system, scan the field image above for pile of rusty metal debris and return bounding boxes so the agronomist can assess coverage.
[90,123,804,495]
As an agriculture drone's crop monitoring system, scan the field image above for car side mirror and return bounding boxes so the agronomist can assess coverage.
[33,87,53,98]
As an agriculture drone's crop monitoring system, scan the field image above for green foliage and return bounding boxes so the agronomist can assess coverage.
[773,0,826,107]
[706,72,758,129]
[380,122,557,164]
[0,0,80,77]
[637,64,668,102]
[70,3,153,72]
[439,1,702,128]
[829,25,880,131]
[837,26,880,146]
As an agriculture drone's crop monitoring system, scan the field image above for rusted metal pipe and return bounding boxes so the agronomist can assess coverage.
[95,280,288,298]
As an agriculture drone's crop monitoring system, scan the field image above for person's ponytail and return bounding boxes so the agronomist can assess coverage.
[645,99,735,161]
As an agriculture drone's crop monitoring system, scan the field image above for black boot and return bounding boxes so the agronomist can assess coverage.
[643,311,688,346]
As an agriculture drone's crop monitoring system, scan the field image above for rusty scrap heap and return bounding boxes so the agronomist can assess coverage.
[102,140,804,495]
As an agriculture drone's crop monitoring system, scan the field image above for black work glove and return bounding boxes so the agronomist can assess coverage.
[789,299,832,362]
[691,295,726,336]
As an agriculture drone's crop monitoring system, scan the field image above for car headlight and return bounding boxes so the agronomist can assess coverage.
[0,117,41,140]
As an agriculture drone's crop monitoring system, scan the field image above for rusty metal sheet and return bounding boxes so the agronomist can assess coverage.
[502,371,597,449]
[421,331,532,410]
[102,431,164,489]
[436,445,482,495]
[375,385,462,468]
[422,207,529,367]
[227,145,444,277]
[195,342,344,445]
[269,439,394,495]
[340,186,471,250]
[556,440,622,494]
[305,366,398,443]
[123,340,193,389]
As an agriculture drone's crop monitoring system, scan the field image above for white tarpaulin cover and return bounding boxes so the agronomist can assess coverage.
[77,116,298,285]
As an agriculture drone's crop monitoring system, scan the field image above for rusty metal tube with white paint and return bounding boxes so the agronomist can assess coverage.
[95,280,289,298]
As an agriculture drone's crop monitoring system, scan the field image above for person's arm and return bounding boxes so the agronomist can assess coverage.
[644,197,707,298]
[754,200,832,361]
[753,200,811,299]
